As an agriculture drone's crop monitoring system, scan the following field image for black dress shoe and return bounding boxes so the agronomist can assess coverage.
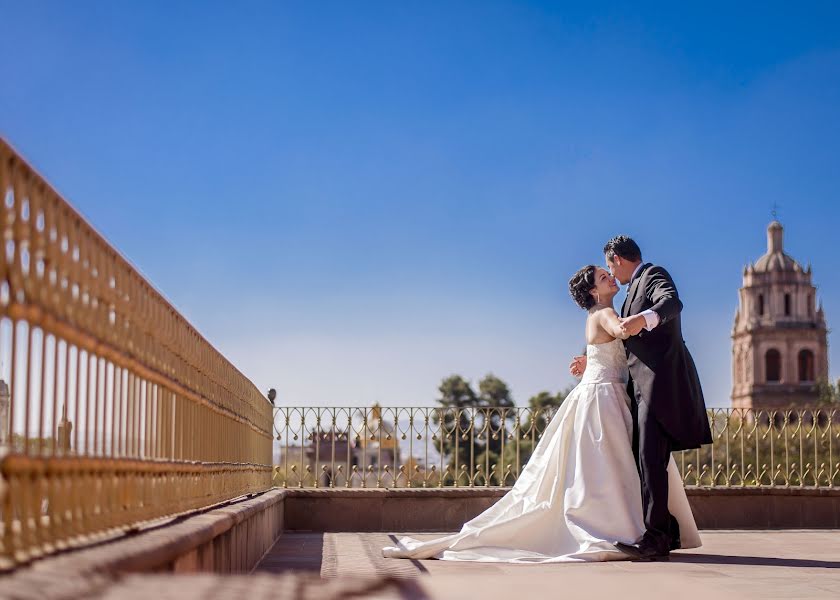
[614,541,670,562]
[670,537,681,551]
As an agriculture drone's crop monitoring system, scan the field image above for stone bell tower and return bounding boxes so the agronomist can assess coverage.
[731,221,828,409]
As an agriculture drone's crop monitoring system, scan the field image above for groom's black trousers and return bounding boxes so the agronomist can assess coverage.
[630,395,679,551]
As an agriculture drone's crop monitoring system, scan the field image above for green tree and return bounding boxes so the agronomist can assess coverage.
[432,373,519,485]
[499,386,574,484]
[478,373,516,454]
[475,374,516,484]
[816,379,840,404]
[432,375,478,483]
[527,385,573,430]
[478,374,514,405]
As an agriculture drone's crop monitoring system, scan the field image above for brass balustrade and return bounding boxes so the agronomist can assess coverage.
[273,406,839,489]
[0,138,273,569]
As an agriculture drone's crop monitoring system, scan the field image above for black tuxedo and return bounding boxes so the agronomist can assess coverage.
[620,263,712,551]
[621,263,712,451]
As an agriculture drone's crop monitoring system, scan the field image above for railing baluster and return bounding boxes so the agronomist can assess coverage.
[266,405,840,496]
[0,139,273,569]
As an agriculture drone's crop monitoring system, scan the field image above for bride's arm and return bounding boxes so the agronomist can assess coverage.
[598,308,630,340]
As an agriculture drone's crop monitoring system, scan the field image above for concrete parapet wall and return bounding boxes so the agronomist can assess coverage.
[282,487,840,531]
[284,487,506,532]
[686,487,840,529]
[2,489,286,598]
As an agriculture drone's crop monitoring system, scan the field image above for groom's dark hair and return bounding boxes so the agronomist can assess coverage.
[603,236,642,262]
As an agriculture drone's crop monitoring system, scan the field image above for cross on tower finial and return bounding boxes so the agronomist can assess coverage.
[771,202,779,220]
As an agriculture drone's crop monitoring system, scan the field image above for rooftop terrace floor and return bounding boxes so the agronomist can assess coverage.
[248,530,840,599]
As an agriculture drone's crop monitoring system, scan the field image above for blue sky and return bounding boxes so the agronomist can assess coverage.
[2,2,839,408]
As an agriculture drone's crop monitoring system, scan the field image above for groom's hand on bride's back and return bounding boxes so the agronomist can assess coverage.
[569,355,586,377]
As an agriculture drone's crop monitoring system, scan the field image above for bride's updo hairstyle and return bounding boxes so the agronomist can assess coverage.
[569,265,598,310]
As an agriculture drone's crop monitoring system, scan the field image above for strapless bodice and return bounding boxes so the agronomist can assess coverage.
[580,338,629,384]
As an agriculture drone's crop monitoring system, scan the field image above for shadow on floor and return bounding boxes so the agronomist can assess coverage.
[387,534,431,575]
[255,533,324,574]
[672,553,840,569]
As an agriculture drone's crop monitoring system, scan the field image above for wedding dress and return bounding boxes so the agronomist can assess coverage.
[382,338,701,562]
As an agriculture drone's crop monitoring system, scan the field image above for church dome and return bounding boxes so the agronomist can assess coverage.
[752,221,801,273]
[754,252,798,272]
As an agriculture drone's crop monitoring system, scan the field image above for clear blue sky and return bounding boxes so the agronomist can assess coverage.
[2,2,839,408]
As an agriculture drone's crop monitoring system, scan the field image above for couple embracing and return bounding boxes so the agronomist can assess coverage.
[383,235,712,563]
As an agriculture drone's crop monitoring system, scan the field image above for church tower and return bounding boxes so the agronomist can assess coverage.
[731,221,828,409]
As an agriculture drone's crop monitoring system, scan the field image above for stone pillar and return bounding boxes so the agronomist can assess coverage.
[57,406,73,454]
[0,379,9,448]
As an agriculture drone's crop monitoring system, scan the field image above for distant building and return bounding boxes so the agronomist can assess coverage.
[353,403,401,487]
[290,403,402,487]
[731,221,828,409]
[304,429,353,487]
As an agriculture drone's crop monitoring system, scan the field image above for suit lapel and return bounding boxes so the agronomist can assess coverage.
[622,263,650,316]
[620,285,632,318]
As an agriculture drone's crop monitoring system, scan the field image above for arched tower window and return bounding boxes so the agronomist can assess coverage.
[784,294,791,316]
[765,349,781,383]
[798,349,815,382]
[807,294,813,317]
[758,294,764,316]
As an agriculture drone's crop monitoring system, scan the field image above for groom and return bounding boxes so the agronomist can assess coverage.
[570,235,712,560]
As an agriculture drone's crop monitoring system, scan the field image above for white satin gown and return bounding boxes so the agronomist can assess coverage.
[382,338,701,562]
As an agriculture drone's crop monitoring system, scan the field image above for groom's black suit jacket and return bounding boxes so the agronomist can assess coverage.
[621,263,712,451]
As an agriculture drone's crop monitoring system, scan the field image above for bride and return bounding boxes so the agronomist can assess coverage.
[382,265,701,563]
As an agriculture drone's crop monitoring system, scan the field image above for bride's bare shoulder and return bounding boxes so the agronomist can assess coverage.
[584,306,613,342]
[588,305,618,321]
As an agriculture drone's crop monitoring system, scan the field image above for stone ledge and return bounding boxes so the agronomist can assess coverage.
[281,486,508,498]
[686,486,840,496]
[280,486,840,531]
[54,488,286,573]
[282,485,840,497]
[3,489,286,598]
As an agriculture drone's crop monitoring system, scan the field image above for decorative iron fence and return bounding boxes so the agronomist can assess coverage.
[0,138,274,569]
[273,406,839,489]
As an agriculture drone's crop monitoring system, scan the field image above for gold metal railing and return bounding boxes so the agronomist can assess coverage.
[0,138,274,569]
[273,406,839,489]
